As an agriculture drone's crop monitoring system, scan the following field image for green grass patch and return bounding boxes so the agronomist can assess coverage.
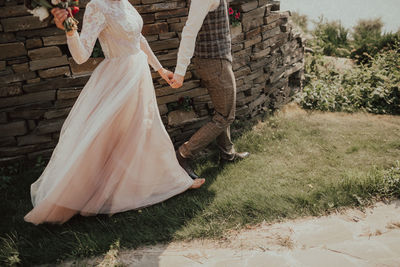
[1,108,400,265]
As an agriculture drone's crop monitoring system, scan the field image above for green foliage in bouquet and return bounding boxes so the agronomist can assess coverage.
[25,0,80,32]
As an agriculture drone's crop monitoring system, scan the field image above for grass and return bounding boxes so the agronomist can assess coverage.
[1,105,400,266]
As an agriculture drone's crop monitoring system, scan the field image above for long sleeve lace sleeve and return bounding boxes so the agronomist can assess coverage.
[140,34,162,72]
[67,2,106,65]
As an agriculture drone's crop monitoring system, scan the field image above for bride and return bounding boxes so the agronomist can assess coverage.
[24,0,205,225]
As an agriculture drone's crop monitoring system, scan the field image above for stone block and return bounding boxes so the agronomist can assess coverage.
[0,71,36,84]
[155,8,188,20]
[28,46,62,60]
[0,42,26,60]
[142,22,169,35]
[0,121,27,137]
[17,134,53,146]
[168,110,199,127]
[0,136,16,146]
[9,109,45,119]
[0,90,56,108]
[244,35,262,48]
[149,38,180,52]
[42,35,67,46]
[38,66,71,79]
[26,38,43,49]
[135,2,186,14]
[0,32,17,44]
[0,142,55,157]
[57,88,82,100]
[241,7,265,31]
[158,104,168,116]
[141,13,155,24]
[29,55,69,71]
[0,84,23,97]
[0,5,30,18]
[155,80,200,97]
[1,16,49,32]
[23,75,89,93]
[157,87,207,105]
[240,0,258,12]
[44,107,72,119]
[12,63,30,73]
[35,118,65,134]
[6,56,29,65]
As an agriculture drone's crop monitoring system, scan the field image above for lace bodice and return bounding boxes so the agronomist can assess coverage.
[67,0,162,71]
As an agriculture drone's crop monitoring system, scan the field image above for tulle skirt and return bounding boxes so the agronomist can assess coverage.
[24,51,193,225]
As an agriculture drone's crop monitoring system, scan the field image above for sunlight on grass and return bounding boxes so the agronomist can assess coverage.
[1,105,400,265]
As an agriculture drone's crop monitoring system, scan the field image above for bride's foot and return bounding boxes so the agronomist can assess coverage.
[190,178,205,189]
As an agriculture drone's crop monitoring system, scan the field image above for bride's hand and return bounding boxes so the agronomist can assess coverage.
[158,68,174,85]
[51,8,68,31]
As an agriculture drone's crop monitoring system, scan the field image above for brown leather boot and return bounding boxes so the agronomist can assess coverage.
[176,151,200,180]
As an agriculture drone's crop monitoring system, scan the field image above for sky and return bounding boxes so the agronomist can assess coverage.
[280,0,400,33]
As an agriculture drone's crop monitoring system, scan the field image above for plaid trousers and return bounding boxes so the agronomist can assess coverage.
[178,58,236,160]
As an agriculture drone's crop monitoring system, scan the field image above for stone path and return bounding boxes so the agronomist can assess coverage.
[64,201,400,267]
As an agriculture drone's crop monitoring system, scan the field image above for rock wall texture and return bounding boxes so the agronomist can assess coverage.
[0,0,304,164]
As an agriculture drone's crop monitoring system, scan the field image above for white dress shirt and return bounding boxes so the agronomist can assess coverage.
[174,0,220,76]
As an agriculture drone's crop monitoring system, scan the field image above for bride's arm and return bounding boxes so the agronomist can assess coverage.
[140,34,163,72]
[65,3,106,64]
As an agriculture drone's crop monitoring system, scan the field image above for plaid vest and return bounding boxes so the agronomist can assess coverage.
[194,0,233,62]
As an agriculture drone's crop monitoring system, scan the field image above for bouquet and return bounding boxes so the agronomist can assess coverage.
[24,0,80,32]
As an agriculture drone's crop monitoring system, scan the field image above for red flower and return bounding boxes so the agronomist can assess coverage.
[228,7,234,15]
[235,12,241,19]
[71,6,79,16]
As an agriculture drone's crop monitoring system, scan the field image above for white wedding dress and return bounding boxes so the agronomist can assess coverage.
[24,0,194,225]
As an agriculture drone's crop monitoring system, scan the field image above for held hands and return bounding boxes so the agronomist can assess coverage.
[170,73,184,89]
[158,68,174,85]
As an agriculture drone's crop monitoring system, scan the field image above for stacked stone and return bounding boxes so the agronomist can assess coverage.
[230,0,304,117]
[0,0,304,164]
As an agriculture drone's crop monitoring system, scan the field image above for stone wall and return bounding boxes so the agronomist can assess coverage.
[0,0,304,164]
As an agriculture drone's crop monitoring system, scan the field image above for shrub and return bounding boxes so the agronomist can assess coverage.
[311,17,351,57]
[297,42,400,115]
[351,18,400,64]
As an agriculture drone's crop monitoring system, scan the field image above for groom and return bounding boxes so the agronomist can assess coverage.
[171,0,250,179]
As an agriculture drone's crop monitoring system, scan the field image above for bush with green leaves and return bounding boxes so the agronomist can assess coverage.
[310,17,351,57]
[350,18,400,64]
[297,42,400,115]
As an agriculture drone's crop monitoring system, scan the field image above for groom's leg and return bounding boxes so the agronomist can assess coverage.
[216,125,236,160]
[178,58,236,159]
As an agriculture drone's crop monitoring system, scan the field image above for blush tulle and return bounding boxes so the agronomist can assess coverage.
[24,52,194,225]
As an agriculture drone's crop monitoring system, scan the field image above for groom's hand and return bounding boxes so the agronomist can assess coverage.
[171,73,184,89]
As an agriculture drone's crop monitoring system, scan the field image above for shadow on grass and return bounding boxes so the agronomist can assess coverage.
[0,113,269,266]
[0,156,224,266]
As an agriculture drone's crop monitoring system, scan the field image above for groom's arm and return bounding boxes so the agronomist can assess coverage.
[171,0,217,88]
